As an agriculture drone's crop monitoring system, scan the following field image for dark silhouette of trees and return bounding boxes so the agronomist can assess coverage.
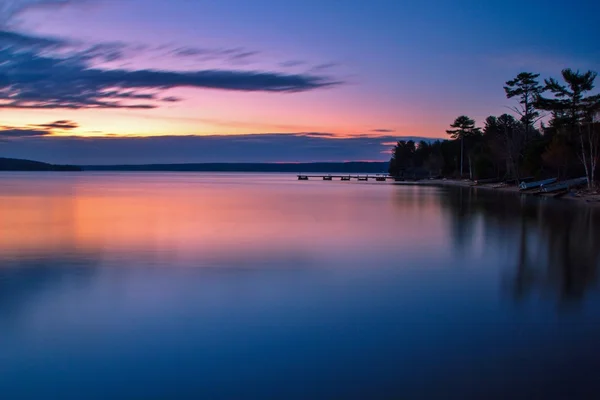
[387,68,598,186]
[536,69,600,188]
[542,134,573,179]
[389,140,447,178]
[422,142,444,177]
[483,114,538,180]
[388,140,416,177]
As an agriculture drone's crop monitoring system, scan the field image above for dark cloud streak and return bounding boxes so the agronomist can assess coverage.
[171,46,259,64]
[33,120,78,129]
[0,119,78,137]
[0,29,68,48]
[0,128,50,137]
[0,30,340,110]
[371,129,395,133]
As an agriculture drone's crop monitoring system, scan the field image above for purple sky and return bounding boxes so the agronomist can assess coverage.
[1,0,599,163]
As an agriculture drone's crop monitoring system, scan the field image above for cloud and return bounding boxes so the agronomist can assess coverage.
[0,1,342,111]
[0,29,68,48]
[280,60,307,68]
[311,62,339,71]
[371,129,395,133]
[172,47,210,58]
[230,50,259,60]
[0,133,419,164]
[0,30,137,66]
[297,132,339,138]
[33,120,78,129]
[1,119,78,138]
[0,30,340,110]
[0,0,96,28]
[171,46,259,64]
[0,127,50,137]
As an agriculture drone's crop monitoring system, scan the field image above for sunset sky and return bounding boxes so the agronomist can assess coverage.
[1,0,599,163]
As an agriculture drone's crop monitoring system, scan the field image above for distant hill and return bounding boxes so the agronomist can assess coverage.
[0,158,81,171]
[83,162,389,173]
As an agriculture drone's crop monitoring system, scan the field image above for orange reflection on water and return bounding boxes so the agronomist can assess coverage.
[0,173,449,267]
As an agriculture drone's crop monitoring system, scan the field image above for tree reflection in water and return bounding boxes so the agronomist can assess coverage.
[435,186,600,305]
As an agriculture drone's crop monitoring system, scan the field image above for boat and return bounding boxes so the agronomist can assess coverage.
[540,177,587,193]
[519,178,557,191]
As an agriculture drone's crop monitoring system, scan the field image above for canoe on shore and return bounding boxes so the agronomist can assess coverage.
[540,177,588,193]
[519,178,557,191]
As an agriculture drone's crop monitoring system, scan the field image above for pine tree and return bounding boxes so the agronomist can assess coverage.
[446,116,481,178]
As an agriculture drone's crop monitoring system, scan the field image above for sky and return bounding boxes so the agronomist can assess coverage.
[1,0,599,164]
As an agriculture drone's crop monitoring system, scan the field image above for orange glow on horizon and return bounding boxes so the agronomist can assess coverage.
[2,87,451,140]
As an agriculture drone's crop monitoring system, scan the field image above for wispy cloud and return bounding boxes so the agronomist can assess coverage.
[310,62,339,72]
[33,120,79,130]
[0,0,97,28]
[0,29,66,48]
[0,1,342,111]
[280,60,306,68]
[0,30,340,109]
[171,46,260,65]
[371,128,395,133]
[0,119,78,137]
[0,127,50,137]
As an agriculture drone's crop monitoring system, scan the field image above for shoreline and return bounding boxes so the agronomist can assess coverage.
[425,178,600,207]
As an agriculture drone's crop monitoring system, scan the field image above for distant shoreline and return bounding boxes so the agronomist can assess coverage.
[0,158,80,172]
[0,158,389,173]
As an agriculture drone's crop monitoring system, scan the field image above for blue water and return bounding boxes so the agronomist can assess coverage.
[1,173,599,399]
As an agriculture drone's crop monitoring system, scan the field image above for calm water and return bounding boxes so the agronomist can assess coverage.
[1,172,599,400]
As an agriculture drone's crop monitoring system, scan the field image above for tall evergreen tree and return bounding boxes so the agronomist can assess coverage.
[446,116,481,178]
[504,72,544,132]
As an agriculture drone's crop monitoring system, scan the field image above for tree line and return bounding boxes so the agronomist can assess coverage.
[388,69,600,188]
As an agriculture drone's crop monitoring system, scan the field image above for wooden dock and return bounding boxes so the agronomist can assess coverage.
[297,174,394,181]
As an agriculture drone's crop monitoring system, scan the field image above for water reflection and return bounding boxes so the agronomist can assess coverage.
[1,173,600,399]
[433,186,600,305]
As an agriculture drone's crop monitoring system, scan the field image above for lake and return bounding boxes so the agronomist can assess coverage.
[1,172,599,399]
